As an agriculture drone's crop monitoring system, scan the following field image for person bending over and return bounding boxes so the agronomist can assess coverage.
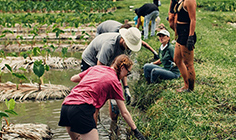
[58,54,146,140]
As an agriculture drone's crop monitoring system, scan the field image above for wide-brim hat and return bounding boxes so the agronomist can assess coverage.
[156,29,170,37]
[119,27,142,52]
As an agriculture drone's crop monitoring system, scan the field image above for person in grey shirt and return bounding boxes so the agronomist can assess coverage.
[96,20,123,36]
[81,27,142,125]
[96,20,159,60]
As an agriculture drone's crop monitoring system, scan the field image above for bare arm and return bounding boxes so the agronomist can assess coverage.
[116,99,137,130]
[136,17,141,29]
[121,76,128,87]
[70,74,82,83]
[97,60,105,65]
[142,41,155,53]
[153,59,161,65]
[185,0,196,36]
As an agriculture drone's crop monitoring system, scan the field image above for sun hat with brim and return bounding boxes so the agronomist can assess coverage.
[156,30,170,37]
[119,27,142,52]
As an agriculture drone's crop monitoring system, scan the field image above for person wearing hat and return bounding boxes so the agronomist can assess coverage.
[143,30,180,83]
[96,20,132,36]
[59,54,146,140]
[96,20,159,60]
[135,3,159,40]
[81,27,142,127]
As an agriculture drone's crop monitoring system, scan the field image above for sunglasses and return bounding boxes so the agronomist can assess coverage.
[124,65,132,76]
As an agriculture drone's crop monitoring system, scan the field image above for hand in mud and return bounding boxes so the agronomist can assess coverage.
[124,86,131,105]
[186,35,195,51]
[132,129,146,140]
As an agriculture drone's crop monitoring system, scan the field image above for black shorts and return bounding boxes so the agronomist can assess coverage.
[176,23,197,46]
[58,104,96,134]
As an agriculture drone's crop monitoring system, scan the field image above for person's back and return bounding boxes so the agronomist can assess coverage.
[63,65,124,109]
[82,33,126,67]
[136,3,159,17]
[96,20,122,36]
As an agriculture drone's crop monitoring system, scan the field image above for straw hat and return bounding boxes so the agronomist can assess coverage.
[119,27,142,52]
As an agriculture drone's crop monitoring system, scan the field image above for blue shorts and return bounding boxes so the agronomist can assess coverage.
[58,104,96,134]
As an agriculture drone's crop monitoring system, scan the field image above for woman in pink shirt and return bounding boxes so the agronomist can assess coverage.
[58,54,145,140]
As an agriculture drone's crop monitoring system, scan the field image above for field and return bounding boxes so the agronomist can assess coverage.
[0,0,235,139]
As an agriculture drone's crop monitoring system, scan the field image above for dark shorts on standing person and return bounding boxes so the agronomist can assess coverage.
[58,104,96,134]
[176,23,197,46]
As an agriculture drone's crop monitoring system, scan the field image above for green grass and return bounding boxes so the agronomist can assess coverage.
[104,0,236,139]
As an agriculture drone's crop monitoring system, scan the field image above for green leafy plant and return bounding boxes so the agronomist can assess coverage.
[0,99,18,127]
[33,60,49,91]
[5,64,28,90]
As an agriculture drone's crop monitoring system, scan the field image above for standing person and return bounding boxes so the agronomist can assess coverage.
[96,20,159,59]
[168,0,178,40]
[96,20,132,36]
[135,3,159,40]
[81,27,142,124]
[173,0,197,92]
[58,54,146,140]
[143,30,180,83]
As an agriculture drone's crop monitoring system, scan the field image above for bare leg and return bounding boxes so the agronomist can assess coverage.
[174,42,189,90]
[66,127,80,140]
[108,100,119,122]
[80,129,99,140]
[182,46,195,91]
[93,108,99,125]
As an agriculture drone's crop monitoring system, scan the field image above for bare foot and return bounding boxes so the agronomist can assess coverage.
[176,87,189,93]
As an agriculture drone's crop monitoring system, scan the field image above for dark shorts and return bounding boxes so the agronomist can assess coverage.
[81,59,91,72]
[176,23,197,46]
[58,104,96,134]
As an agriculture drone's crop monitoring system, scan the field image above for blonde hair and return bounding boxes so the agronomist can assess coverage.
[111,54,133,75]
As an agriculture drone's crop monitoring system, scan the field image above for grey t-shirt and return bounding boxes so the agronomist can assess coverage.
[96,20,122,36]
[82,33,128,66]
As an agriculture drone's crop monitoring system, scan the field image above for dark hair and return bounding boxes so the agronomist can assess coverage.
[134,8,138,14]
[120,24,132,29]
[111,54,133,76]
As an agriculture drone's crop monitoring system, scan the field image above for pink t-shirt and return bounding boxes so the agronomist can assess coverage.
[62,65,124,109]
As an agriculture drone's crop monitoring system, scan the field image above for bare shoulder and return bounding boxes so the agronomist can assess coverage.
[184,0,196,10]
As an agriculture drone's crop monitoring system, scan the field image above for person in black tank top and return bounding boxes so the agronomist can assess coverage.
[172,0,197,92]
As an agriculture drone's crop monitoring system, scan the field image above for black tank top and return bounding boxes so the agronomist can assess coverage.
[176,0,190,23]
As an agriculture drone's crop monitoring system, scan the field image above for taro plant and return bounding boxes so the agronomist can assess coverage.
[52,26,65,45]
[0,99,18,127]
[16,35,24,47]
[61,47,68,58]
[1,29,13,48]
[5,64,28,90]
[0,50,5,58]
[33,60,49,91]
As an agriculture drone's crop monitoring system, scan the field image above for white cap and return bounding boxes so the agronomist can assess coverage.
[156,30,170,37]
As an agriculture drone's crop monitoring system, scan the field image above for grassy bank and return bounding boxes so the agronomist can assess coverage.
[105,0,236,139]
